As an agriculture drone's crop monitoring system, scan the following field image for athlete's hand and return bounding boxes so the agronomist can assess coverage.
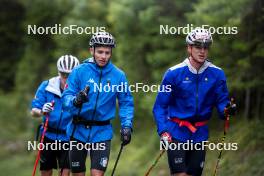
[160,132,172,144]
[42,102,54,114]
[73,86,90,107]
[225,98,237,116]
[120,127,132,146]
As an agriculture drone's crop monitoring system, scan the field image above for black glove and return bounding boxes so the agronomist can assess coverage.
[225,102,237,116]
[73,90,88,107]
[120,127,132,146]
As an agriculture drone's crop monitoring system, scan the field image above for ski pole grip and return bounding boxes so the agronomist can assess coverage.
[51,100,55,107]
[43,100,55,116]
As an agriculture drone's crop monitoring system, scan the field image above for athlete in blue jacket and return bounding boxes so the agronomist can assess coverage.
[62,32,134,176]
[153,28,236,176]
[31,55,79,176]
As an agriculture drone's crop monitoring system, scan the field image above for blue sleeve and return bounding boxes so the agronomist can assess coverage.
[215,70,229,119]
[152,69,173,135]
[117,73,134,128]
[62,68,80,115]
[31,81,48,109]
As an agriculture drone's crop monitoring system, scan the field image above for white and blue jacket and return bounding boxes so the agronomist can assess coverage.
[153,58,229,143]
[62,58,134,143]
[32,76,71,141]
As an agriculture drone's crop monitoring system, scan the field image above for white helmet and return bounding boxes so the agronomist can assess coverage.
[186,27,213,47]
[89,32,116,48]
[57,55,79,73]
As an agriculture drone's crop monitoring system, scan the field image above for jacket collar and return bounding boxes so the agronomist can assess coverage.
[184,58,210,74]
[45,76,61,97]
[83,57,114,75]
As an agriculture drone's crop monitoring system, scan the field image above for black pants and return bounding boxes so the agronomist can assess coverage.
[167,140,206,176]
[69,139,111,173]
[40,137,70,171]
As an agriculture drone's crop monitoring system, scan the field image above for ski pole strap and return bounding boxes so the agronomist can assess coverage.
[169,117,208,133]
[72,116,110,128]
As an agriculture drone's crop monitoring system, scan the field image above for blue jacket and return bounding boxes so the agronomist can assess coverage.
[32,76,72,141]
[62,58,134,143]
[153,58,229,143]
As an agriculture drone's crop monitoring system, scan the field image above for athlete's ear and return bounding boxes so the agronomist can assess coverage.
[90,47,94,55]
[187,45,192,55]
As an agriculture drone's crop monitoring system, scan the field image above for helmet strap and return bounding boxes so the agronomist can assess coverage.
[93,46,96,63]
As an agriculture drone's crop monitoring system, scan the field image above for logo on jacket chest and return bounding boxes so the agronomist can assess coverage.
[182,77,210,84]
[182,77,192,83]
[88,78,95,84]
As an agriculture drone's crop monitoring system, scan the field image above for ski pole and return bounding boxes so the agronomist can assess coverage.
[32,101,55,176]
[60,86,90,176]
[213,122,228,176]
[70,86,90,139]
[111,144,124,176]
[144,150,165,176]
[213,98,235,176]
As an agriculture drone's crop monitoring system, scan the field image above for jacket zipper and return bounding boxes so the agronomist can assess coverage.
[195,69,199,116]
[56,108,63,140]
[55,90,64,140]
[87,68,103,142]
